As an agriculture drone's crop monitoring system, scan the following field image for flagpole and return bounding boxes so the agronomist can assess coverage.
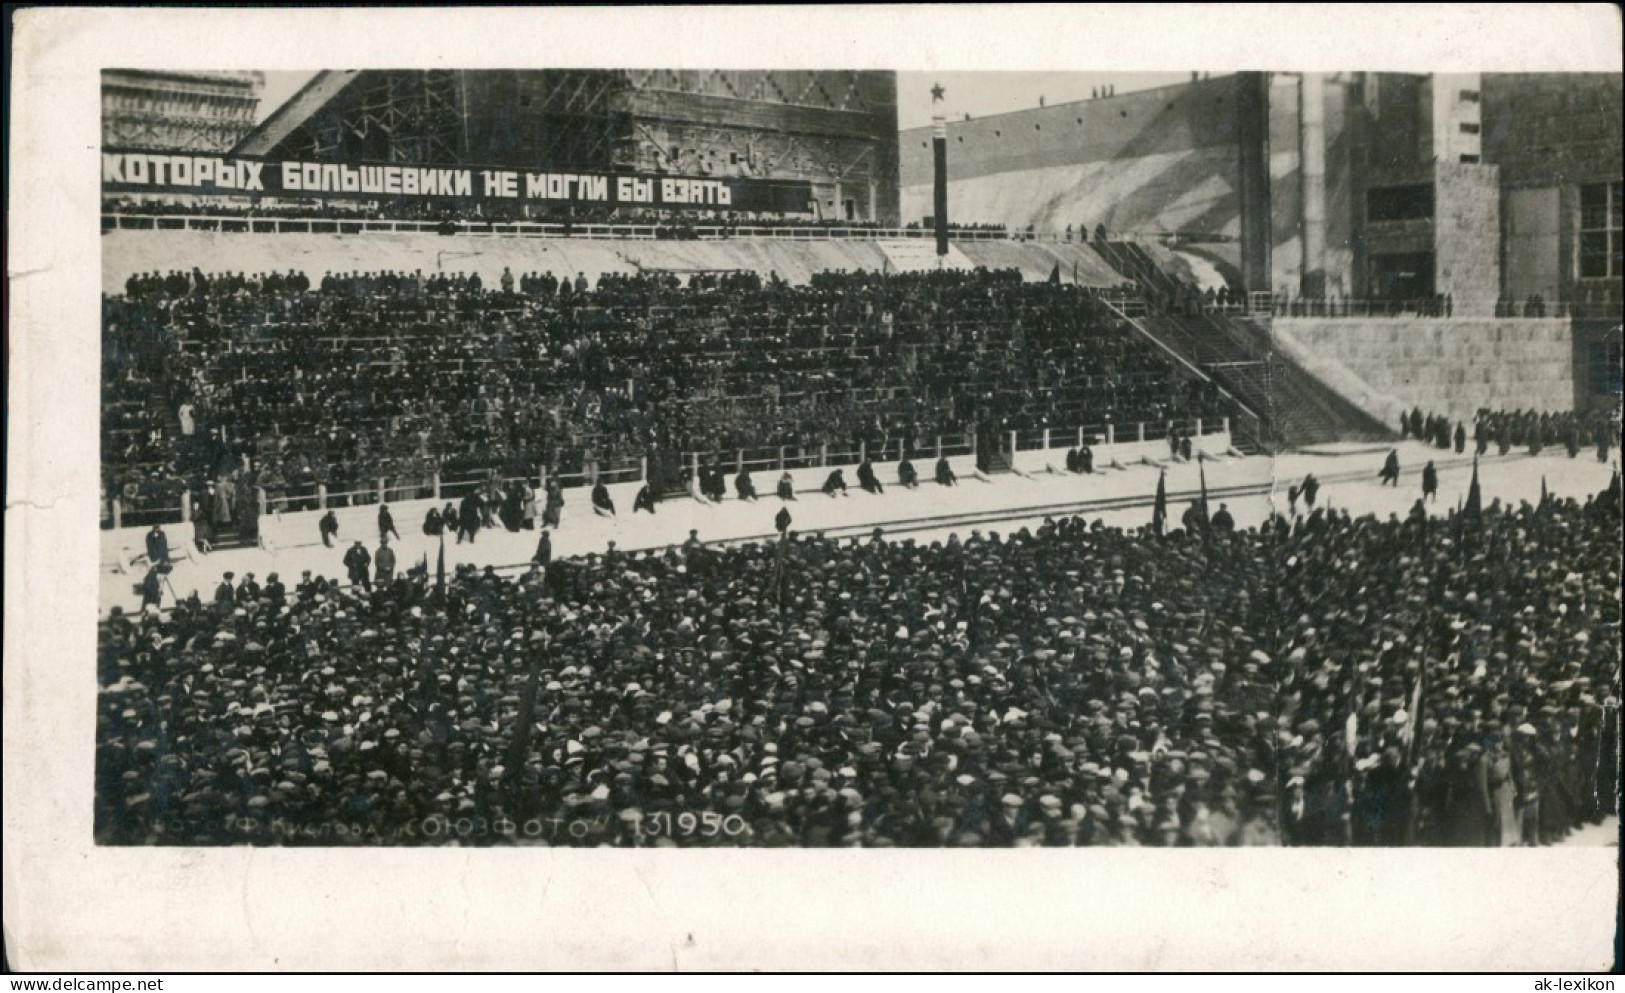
[504,632,547,807]
[1198,458,1210,528]
[436,530,446,598]
[931,83,950,258]
[1152,468,1168,537]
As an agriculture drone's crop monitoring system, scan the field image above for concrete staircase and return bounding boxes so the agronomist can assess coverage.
[1095,241,1396,450]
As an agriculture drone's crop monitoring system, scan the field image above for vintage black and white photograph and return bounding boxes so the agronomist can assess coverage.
[8,4,1623,974]
[90,60,1623,851]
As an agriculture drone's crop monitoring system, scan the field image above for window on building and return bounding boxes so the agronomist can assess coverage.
[1459,89,1480,103]
[1459,154,1480,164]
[1459,121,1480,135]
[1367,184,1434,222]
[1587,339,1622,398]
[1578,180,1622,280]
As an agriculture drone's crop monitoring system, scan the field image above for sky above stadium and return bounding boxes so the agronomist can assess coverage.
[257,70,1201,130]
[893,71,1195,129]
[258,71,317,122]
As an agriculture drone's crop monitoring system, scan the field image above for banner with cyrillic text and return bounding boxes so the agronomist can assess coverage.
[101,149,815,213]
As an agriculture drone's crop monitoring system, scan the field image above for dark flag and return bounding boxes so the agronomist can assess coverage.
[1152,469,1168,536]
[504,638,546,802]
[1402,664,1425,768]
[1539,474,1548,510]
[1198,459,1211,526]
[1048,262,1061,285]
[1464,455,1482,520]
[415,631,439,706]
[1398,659,1427,846]
[1072,260,1079,284]
[435,533,446,596]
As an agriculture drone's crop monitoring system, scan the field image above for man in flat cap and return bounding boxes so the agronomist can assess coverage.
[344,540,373,592]
[140,566,164,610]
[1379,449,1401,488]
[633,483,658,515]
[378,503,401,542]
[374,536,397,587]
[144,524,170,568]
[592,479,617,517]
[319,510,340,548]
[821,469,848,498]
[897,458,918,489]
[856,458,884,495]
[458,490,484,543]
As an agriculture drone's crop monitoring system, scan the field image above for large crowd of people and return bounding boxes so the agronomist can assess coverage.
[96,474,1619,847]
[1402,406,1617,462]
[103,266,1228,524]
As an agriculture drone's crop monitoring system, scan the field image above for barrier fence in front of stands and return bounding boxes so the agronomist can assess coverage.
[1243,291,1622,321]
[103,213,1052,243]
[103,419,1234,532]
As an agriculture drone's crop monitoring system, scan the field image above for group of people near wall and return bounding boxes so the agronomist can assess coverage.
[1402,406,1617,462]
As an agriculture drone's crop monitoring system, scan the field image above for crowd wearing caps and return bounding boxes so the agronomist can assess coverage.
[1403,405,1617,463]
[95,480,1619,848]
[103,267,1230,528]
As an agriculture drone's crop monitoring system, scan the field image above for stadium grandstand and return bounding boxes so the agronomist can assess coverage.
[97,69,1620,849]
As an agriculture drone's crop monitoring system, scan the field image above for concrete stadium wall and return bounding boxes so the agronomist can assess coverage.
[1433,162,1502,311]
[1274,317,1575,426]
[900,78,1245,244]
[102,230,1126,292]
[898,74,1360,296]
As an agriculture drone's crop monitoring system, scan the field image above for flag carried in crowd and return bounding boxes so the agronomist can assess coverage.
[1198,459,1211,528]
[1464,455,1482,520]
[1152,468,1167,536]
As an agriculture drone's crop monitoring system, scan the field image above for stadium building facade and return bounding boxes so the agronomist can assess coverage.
[899,72,1623,323]
[101,70,265,153]
[231,69,900,225]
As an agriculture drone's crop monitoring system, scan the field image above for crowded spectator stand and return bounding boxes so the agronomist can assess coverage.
[102,266,1231,530]
[95,470,1620,848]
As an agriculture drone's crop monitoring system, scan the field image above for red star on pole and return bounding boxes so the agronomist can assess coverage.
[930,82,946,103]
